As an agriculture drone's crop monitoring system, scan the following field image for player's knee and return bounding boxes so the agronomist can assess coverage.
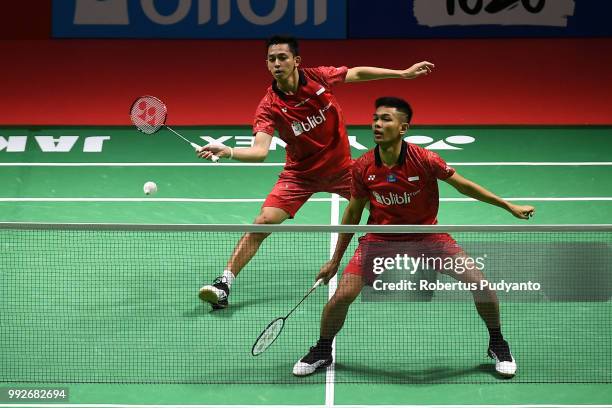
[248,211,284,242]
[446,265,485,286]
[331,288,359,307]
[465,269,487,285]
[254,213,283,225]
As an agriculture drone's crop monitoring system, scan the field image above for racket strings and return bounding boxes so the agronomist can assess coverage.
[130,96,167,135]
[253,318,285,355]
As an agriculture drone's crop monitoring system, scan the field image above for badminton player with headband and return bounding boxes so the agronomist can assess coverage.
[130,95,220,162]
[197,35,436,310]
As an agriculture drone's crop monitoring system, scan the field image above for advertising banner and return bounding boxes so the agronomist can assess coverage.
[349,0,612,38]
[53,0,347,39]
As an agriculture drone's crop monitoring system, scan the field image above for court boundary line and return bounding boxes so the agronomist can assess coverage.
[325,193,341,407]
[1,197,611,203]
[1,162,612,167]
[2,404,611,408]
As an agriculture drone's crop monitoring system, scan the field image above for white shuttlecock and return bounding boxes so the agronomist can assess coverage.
[143,181,158,195]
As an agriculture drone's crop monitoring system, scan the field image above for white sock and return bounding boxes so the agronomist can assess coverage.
[223,270,235,288]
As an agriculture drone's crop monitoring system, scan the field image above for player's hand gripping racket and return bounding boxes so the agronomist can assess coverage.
[130,95,219,162]
[252,279,323,356]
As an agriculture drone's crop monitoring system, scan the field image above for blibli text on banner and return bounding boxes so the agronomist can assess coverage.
[53,0,347,39]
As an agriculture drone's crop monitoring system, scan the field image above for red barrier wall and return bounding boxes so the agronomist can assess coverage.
[0,1,51,40]
[1,38,611,126]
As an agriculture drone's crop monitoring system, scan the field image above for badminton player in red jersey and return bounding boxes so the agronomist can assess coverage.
[197,36,435,309]
[293,97,535,379]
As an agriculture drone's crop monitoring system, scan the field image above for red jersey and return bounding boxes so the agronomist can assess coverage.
[253,66,352,179]
[351,142,455,232]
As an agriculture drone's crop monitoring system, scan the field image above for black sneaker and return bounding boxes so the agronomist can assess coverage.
[488,339,517,377]
[293,345,333,376]
[199,277,230,310]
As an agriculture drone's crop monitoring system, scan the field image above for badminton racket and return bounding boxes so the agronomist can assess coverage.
[252,279,323,356]
[130,95,219,162]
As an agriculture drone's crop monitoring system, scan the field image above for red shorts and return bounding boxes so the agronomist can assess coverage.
[344,233,464,285]
[263,170,352,218]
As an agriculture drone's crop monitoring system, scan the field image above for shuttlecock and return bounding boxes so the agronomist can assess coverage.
[143,181,157,195]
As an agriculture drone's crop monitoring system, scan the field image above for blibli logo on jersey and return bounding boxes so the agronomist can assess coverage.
[373,191,411,206]
[290,102,332,137]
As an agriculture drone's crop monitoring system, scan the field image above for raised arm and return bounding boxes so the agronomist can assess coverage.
[345,61,434,83]
[317,197,369,284]
[197,131,273,163]
[444,172,535,219]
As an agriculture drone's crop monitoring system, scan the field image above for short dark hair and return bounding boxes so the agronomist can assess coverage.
[266,35,300,56]
[375,97,413,123]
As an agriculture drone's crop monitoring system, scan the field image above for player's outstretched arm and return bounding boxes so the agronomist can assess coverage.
[317,197,368,284]
[197,132,273,163]
[345,61,434,83]
[444,173,535,219]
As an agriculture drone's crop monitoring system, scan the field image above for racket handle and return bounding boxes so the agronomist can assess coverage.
[191,143,219,163]
[312,278,323,289]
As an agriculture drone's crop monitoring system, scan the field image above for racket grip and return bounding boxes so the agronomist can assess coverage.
[191,142,219,163]
[313,278,323,289]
